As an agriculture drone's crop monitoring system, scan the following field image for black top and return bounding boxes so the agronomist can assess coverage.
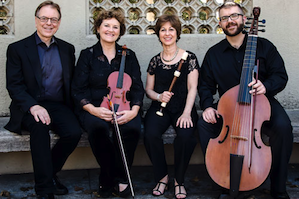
[72,41,144,113]
[147,51,199,113]
[198,34,288,111]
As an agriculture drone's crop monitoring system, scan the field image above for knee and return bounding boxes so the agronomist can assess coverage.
[272,122,292,139]
[197,116,206,128]
[70,129,82,142]
[29,123,50,137]
[144,129,160,142]
[87,122,109,136]
[268,121,293,146]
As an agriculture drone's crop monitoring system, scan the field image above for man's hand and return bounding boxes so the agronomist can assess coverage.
[202,107,219,124]
[248,78,266,95]
[29,105,51,125]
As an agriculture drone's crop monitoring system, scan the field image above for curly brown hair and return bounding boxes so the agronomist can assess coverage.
[93,9,126,41]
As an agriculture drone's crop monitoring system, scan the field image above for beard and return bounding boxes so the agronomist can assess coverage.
[222,21,245,37]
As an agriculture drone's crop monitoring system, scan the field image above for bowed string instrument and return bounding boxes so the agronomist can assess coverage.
[205,7,269,198]
[101,45,135,197]
[156,51,189,116]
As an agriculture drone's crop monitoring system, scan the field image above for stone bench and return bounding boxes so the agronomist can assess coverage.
[0,109,298,153]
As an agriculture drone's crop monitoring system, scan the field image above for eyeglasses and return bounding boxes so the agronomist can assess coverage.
[219,13,243,22]
[36,16,60,24]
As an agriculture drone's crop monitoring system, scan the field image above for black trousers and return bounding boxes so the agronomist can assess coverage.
[22,101,82,195]
[197,98,293,193]
[144,105,198,185]
[79,111,141,187]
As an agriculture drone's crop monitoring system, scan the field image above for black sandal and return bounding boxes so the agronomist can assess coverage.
[174,184,187,199]
[112,183,131,198]
[152,181,168,196]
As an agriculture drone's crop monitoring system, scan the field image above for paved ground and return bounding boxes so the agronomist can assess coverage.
[0,164,299,199]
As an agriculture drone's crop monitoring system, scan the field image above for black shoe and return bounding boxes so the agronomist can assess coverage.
[270,191,290,199]
[53,175,68,195]
[112,183,131,198]
[97,186,113,198]
[36,193,55,199]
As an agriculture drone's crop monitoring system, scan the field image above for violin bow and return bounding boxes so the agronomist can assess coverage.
[156,51,189,116]
[107,95,135,198]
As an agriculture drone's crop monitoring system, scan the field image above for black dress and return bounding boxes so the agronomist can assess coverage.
[144,51,199,185]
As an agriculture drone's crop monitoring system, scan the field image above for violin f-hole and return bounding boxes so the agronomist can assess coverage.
[219,125,229,144]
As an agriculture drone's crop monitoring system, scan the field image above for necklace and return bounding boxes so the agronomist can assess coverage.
[161,47,179,62]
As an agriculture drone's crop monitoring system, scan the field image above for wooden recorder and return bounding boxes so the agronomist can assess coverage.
[156,51,189,116]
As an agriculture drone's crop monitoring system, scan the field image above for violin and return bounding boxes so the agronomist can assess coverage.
[101,46,135,197]
[205,7,271,198]
[100,45,132,113]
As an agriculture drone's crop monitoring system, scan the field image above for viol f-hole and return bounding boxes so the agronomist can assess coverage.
[156,51,188,116]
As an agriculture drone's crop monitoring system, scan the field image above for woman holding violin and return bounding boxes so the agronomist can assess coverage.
[144,14,199,199]
[72,9,144,198]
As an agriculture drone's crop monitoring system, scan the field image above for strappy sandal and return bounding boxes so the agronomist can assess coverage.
[152,181,168,197]
[174,184,187,199]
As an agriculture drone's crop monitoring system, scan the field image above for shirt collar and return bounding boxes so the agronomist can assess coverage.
[94,41,123,57]
[220,33,248,52]
[35,31,57,46]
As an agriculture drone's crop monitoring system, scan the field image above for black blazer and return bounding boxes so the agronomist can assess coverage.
[5,32,75,134]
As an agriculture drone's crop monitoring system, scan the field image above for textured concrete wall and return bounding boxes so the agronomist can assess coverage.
[0,0,298,116]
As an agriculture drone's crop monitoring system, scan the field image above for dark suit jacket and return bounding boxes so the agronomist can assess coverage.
[5,32,75,134]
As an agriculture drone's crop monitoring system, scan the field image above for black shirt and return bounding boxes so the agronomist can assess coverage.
[35,32,63,102]
[199,34,288,110]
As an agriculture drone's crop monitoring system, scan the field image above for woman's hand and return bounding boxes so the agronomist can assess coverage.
[115,110,136,125]
[115,105,139,125]
[84,104,113,122]
[160,91,174,103]
[94,107,113,122]
[176,113,193,128]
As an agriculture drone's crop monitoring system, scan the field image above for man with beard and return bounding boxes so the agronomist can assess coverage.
[197,2,293,199]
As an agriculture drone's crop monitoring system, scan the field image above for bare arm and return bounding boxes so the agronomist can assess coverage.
[145,73,173,103]
[176,69,199,128]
